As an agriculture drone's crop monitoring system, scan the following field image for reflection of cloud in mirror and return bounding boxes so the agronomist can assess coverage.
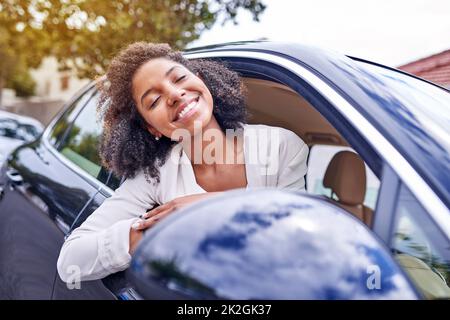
[141,191,416,299]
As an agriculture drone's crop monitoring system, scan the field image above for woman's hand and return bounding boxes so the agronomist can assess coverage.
[136,192,219,230]
[128,192,220,254]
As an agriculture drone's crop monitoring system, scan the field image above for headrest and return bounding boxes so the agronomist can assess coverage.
[323,151,366,205]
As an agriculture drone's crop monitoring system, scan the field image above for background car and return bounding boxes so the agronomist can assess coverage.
[0,41,449,299]
[0,110,43,166]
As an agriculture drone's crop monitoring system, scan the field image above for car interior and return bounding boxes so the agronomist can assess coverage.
[242,77,377,227]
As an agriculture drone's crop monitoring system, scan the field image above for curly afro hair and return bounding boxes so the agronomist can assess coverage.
[97,42,248,182]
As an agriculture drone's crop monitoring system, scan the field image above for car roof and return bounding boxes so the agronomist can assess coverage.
[185,40,450,209]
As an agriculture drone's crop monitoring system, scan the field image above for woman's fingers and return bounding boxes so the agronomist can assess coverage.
[132,207,176,230]
[141,203,169,219]
[131,216,158,230]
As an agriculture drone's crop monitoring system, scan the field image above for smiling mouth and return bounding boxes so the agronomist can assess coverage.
[173,96,200,122]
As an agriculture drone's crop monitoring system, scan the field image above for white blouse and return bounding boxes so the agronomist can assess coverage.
[57,124,309,282]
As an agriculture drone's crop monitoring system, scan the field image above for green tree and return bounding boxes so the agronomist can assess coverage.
[0,0,51,105]
[43,0,266,78]
[0,0,266,102]
[7,65,36,97]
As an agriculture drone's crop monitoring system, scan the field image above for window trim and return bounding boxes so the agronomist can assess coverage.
[57,90,103,180]
[42,83,109,193]
[55,88,97,151]
[373,164,401,244]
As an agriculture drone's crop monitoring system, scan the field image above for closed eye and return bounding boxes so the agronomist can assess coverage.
[175,75,186,83]
[150,96,160,109]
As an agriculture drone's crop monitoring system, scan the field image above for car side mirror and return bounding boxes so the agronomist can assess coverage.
[127,189,419,299]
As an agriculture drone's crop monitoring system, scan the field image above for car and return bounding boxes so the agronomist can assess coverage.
[0,110,43,166]
[0,41,449,300]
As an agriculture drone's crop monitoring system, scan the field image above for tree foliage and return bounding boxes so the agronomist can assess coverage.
[0,0,266,91]
[0,0,51,101]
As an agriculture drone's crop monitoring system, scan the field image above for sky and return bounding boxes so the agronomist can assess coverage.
[188,0,450,68]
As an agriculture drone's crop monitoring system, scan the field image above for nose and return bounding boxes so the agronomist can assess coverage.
[167,87,186,107]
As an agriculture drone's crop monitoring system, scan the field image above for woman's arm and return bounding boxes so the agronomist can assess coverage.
[130,192,221,233]
[57,171,155,282]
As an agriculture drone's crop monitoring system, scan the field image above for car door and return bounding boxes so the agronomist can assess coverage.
[62,181,138,300]
[0,85,111,299]
[47,88,116,299]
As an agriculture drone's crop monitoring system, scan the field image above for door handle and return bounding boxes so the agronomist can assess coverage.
[36,147,49,165]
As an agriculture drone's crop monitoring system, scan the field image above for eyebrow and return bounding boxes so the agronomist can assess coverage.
[165,65,180,77]
[140,65,181,107]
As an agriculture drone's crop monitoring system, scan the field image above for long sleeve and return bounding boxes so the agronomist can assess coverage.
[276,129,309,191]
[57,171,157,282]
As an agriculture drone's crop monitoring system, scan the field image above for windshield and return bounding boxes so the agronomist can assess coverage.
[355,62,450,154]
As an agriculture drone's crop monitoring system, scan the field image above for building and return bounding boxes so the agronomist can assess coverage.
[398,49,450,89]
[1,57,90,125]
[30,57,90,102]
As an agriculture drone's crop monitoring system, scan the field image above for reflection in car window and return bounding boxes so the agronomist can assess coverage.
[58,92,103,180]
[49,86,96,148]
[355,62,450,154]
[306,145,380,209]
[391,185,450,299]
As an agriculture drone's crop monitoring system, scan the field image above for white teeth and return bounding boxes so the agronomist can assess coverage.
[177,100,197,120]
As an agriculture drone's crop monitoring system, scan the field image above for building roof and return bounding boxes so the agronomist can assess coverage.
[398,49,450,88]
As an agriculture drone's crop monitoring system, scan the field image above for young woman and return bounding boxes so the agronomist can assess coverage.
[57,42,309,282]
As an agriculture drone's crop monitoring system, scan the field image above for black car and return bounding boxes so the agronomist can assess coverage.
[0,41,449,299]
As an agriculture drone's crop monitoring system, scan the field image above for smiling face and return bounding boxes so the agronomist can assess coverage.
[132,57,214,139]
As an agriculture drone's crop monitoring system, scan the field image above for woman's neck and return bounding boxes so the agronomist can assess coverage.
[181,117,244,170]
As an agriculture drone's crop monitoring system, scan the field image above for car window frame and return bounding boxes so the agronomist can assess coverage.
[50,87,96,150]
[199,55,385,225]
[42,83,110,193]
[372,164,401,243]
[184,50,449,239]
[57,91,104,180]
[56,90,98,151]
